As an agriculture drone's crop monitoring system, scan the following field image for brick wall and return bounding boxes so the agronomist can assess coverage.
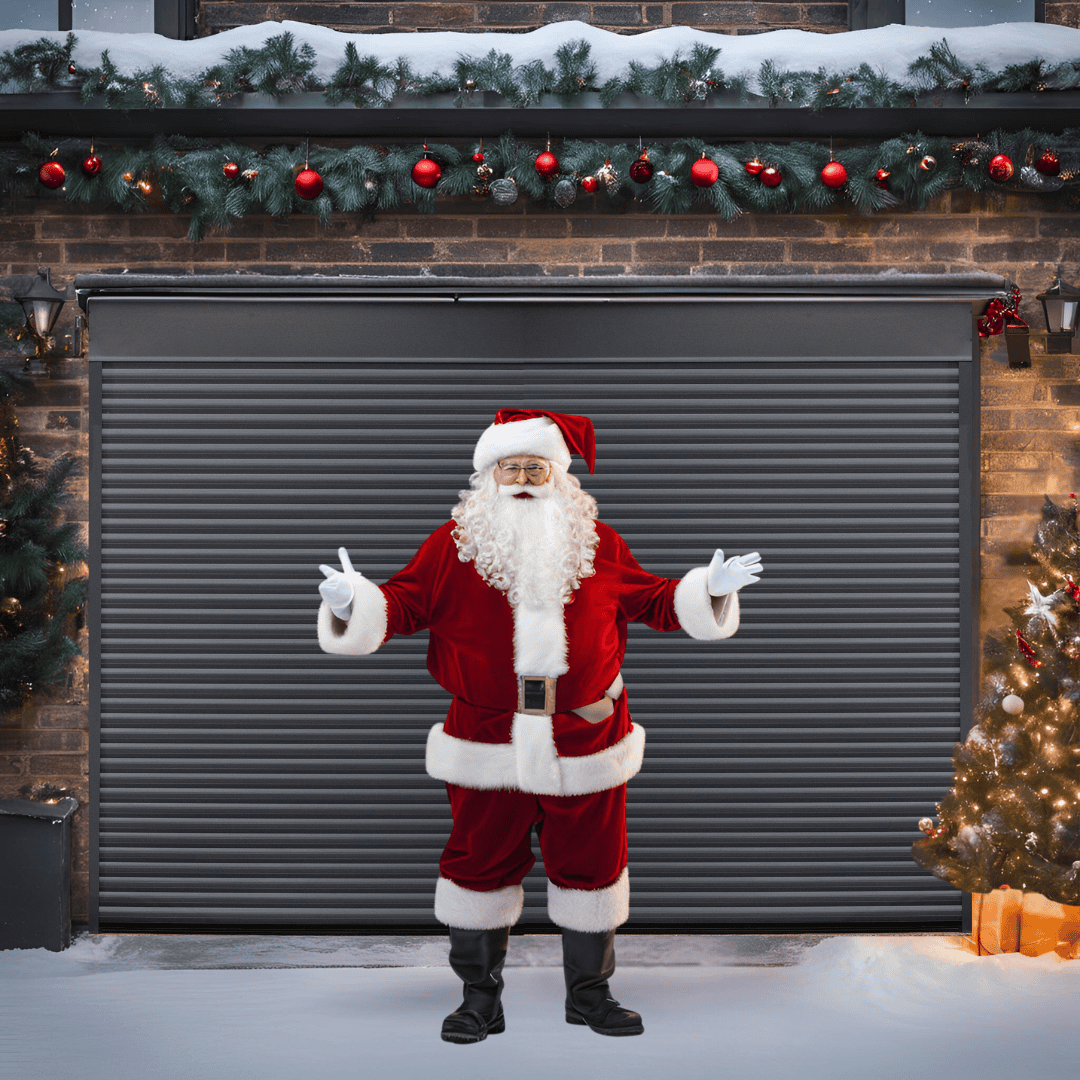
[3,183,1079,925]
[1047,2,1080,26]
[196,1,848,35]
[0,349,89,920]
[195,0,1080,36]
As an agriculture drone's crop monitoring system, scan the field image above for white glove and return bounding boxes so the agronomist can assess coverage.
[707,549,763,597]
[319,547,357,621]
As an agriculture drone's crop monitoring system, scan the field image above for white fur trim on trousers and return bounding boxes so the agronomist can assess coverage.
[425,722,645,796]
[673,566,740,641]
[434,876,525,929]
[548,867,630,932]
[316,573,388,656]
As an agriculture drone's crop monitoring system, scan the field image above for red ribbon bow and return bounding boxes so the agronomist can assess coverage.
[979,286,1029,338]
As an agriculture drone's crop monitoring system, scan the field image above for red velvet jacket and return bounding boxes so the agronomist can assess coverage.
[317,519,738,796]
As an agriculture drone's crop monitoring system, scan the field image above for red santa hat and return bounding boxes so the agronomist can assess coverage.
[473,409,597,475]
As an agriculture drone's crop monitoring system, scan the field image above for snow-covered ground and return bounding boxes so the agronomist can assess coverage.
[2,933,1078,1079]
[1,20,1079,92]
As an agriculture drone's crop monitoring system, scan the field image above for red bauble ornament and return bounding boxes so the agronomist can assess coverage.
[1035,149,1060,176]
[580,175,599,193]
[874,168,891,189]
[68,63,77,75]
[223,161,240,179]
[81,154,102,177]
[690,154,719,188]
[38,161,65,189]
[629,151,653,184]
[534,150,559,180]
[988,153,1015,182]
[759,166,782,188]
[411,157,442,189]
[472,151,485,163]
[744,158,764,176]
[820,160,847,189]
[294,168,324,200]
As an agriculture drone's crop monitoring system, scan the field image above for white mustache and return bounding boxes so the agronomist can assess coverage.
[496,480,555,499]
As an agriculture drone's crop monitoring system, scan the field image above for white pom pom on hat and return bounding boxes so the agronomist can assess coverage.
[473,409,596,475]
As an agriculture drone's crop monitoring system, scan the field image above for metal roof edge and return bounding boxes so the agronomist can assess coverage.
[75,271,1010,309]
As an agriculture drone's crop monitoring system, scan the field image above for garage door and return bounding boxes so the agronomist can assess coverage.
[86,278,984,931]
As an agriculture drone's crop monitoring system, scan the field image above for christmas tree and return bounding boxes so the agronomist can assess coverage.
[914,494,1080,905]
[0,369,87,709]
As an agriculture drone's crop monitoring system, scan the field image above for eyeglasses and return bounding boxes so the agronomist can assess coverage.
[495,461,551,483]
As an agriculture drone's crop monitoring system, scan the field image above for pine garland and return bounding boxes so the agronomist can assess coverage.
[2,31,1080,112]
[1,128,1075,239]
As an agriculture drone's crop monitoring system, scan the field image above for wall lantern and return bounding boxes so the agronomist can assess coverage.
[1037,274,1080,354]
[13,268,67,369]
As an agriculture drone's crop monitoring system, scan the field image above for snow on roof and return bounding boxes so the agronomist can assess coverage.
[1,20,1078,92]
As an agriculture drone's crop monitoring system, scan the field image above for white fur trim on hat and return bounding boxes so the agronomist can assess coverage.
[473,416,571,474]
[548,867,630,932]
[434,876,525,929]
[673,566,740,641]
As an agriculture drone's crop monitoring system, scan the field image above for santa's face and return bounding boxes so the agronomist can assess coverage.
[493,456,555,500]
[453,458,599,605]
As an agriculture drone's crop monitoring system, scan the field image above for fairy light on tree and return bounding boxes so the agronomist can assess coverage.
[0,370,87,709]
[914,494,1080,905]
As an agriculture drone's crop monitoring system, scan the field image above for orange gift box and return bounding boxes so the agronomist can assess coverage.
[965,888,1080,958]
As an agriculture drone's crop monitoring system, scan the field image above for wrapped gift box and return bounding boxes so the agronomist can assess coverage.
[965,889,1080,958]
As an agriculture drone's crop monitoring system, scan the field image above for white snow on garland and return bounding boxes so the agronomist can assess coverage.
[1,19,1079,93]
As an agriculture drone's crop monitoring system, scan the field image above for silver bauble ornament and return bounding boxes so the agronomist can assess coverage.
[596,158,619,194]
[1020,164,1064,191]
[490,177,519,206]
[1002,694,1025,715]
[553,178,576,208]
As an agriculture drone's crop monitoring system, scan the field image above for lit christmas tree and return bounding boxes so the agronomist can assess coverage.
[0,369,87,709]
[914,494,1080,905]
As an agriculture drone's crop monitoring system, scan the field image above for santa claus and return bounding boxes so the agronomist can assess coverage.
[316,409,762,1043]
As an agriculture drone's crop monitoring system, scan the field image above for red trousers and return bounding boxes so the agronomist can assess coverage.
[440,782,628,892]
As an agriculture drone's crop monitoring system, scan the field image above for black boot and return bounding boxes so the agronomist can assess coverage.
[440,927,510,1044]
[562,928,644,1036]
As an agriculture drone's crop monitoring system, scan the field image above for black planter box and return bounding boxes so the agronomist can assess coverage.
[0,797,78,951]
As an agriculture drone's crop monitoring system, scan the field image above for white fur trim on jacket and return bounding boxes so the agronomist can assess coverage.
[317,572,388,656]
[434,876,524,929]
[425,721,646,796]
[473,416,571,474]
[548,867,630,932]
[673,566,740,641]
[512,712,563,792]
[513,601,569,678]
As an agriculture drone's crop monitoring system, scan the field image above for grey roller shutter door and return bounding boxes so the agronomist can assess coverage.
[91,291,973,930]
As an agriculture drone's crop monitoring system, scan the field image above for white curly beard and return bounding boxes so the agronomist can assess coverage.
[451,468,599,606]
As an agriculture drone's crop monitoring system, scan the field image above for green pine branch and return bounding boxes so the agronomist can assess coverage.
[4,30,1080,111]
[0,32,75,93]
[7,128,1080,236]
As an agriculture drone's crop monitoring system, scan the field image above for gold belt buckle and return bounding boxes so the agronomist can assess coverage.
[518,675,557,716]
